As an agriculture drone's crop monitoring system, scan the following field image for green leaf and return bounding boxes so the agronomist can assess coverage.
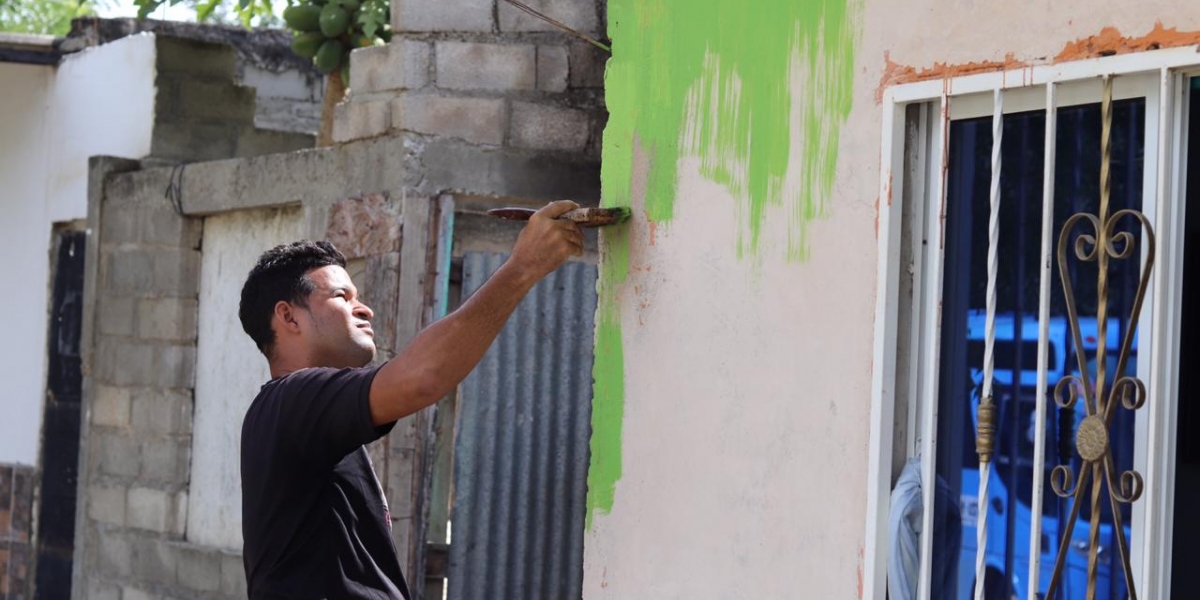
[196,0,221,21]
[238,0,250,10]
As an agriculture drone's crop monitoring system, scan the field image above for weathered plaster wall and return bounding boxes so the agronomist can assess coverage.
[0,34,156,467]
[0,61,54,467]
[44,34,157,224]
[189,207,304,550]
[583,1,1200,598]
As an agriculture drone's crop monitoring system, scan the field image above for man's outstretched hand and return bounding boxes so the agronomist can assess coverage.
[508,200,585,281]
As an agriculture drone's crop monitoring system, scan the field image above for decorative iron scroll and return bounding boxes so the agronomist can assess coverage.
[1044,76,1155,600]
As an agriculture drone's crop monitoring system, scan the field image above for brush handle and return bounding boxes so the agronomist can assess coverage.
[486,207,627,228]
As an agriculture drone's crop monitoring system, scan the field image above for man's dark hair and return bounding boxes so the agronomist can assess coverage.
[239,240,347,357]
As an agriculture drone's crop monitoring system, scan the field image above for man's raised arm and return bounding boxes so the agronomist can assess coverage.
[367,200,585,426]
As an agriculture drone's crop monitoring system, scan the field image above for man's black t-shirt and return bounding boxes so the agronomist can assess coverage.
[241,366,410,599]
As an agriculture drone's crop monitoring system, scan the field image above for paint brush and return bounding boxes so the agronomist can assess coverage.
[487,206,631,228]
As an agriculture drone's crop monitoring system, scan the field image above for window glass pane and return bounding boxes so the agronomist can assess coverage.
[935,98,1145,600]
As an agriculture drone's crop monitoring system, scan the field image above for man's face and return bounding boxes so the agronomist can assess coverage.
[295,265,376,368]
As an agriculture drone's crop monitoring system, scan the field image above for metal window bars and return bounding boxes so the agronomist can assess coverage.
[869,46,1197,600]
[973,77,1156,600]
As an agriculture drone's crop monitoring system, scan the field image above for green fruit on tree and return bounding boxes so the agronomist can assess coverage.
[314,39,345,74]
[282,4,322,32]
[291,31,325,58]
[319,5,350,37]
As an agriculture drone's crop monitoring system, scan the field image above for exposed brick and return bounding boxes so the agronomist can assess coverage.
[333,100,392,144]
[156,37,235,80]
[417,137,600,201]
[569,40,607,89]
[91,431,140,479]
[177,546,221,592]
[136,298,198,343]
[349,40,430,94]
[326,194,402,259]
[130,389,193,437]
[499,0,599,34]
[393,0,493,32]
[0,465,11,537]
[537,45,569,92]
[10,467,32,542]
[435,41,535,92]
[509,101,590,152]
[150,121,240,163]
[7,541,30,596]
[220,551,247,597]
[92,385,132,428]
[87,483,126,526]
[393,94,506,145]
[97,295,137,338]
[99,196,201,248]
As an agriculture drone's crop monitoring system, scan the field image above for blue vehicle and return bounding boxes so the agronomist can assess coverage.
[956,310,1135,600]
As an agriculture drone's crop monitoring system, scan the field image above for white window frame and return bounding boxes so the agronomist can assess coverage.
[865,47,1199,600]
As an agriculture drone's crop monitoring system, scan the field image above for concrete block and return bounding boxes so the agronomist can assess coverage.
[172,79,257,123]
[177,547,221,592]
[136,298,198,343]
[127,487,169,532]
[241,65,317,101]
[99,197,201,248]
[97,531,132,577]
[393,0,493,32]
[509,101,590,151]
[499,0,598,33]
[235,128,315,158]
[333,100,392,144]
[122,586,154,600]
[150,122,239,163]
[139,438,190,487]
[156,37,236,80]
[87,483,126,526]
[92,431,140,478]
[537,45,569,92]
[92,384,132,428]
[105,246,201,298]
[349,41,430,94]
[96,338,196,390]
[86,577,122,600]
[254,96,321,135]
[435,41,535,92]
[219,551,247,597]
[131,537,176,585]
[97,294,137,337]
[393,94,506,145]
[417,137,600,200]
[569,40,607,89]
[130,389,194,437]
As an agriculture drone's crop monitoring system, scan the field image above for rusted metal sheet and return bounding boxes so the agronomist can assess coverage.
[448,252,597,600]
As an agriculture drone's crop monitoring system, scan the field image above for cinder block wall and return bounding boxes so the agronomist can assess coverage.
[335,0,607,200]
[76,159,245,600]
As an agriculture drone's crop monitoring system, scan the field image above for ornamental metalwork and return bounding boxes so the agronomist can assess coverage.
[1043,76,1155,600]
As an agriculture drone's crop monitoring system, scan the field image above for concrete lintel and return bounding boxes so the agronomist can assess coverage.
[166,136,408,217]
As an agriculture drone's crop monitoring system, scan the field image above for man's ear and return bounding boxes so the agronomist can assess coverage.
[273,301,304,336]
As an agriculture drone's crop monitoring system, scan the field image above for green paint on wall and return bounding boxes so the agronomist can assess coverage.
[601,0,860,259]
[586,224,629,530]
[586,0,859,530]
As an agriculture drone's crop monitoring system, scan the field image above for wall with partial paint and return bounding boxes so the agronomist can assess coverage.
[583,1,1200,598]
[189,207,304,550]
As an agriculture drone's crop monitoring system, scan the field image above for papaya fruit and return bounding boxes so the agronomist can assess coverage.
[319,5,350,37]
[314,39,345,74]
[290,31,325,58]
[282,4,322,32]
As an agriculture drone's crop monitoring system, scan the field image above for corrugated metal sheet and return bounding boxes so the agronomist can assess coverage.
[448,253,597,600]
